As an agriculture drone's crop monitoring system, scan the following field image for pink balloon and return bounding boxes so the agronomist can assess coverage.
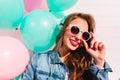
[40,0,48,10]
[0,30,16,37]
[24,10,28,15]
[0,36,30,79]
[24,0,42,12]
[15,29,20,38]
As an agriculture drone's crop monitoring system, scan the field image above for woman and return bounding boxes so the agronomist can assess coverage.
[20,12,112,80]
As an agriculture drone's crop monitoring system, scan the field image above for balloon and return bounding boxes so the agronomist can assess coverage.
[0,30,16,37]
[20,10,60,52]
[15,29,20,38]
[24,10,28,15]
[0,36,30,79]
[13,74,21,80]
[24,0,42,12]
[50,11,65,19]
[40,0,48,10]
[24,0,48,15]
[0,29,21,40]
[0,0,24,29]
[47,0,78,11]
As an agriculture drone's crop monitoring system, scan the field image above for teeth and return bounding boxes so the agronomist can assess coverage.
[72,40,77,44]
[70,39,78,46]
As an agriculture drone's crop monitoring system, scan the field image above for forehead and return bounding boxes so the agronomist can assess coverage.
[69,18,88,31]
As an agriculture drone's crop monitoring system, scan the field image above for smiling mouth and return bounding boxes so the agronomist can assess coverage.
[70,39,79,47]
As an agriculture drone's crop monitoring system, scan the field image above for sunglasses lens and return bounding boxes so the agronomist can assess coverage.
[71,26,79,34]
[82,32,90,41]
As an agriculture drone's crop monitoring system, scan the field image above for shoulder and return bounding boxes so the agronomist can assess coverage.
[30,50,56,66]
[32,50,56,60]
[30,50,56,72]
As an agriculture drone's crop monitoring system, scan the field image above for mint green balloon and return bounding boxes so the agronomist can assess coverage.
[47,0,78,11]
[13,75,21,80]
[0,0,24,29]
[51,11,65,19]
[50,11,66,25]
[20,10,60,52]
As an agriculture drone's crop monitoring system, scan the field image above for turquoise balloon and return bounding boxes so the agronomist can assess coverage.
[13,75,21,80]
[20,10,60,52]
[50,11,65,24]
[47,0,78,11]
[0,0,24,29]
[51,11,65,19]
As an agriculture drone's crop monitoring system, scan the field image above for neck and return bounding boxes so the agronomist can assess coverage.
[58,45,71,62]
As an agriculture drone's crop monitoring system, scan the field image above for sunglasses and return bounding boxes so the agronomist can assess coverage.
[69,24,91,41]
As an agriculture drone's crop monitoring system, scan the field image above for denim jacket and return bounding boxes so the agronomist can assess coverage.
[19,50,112,80]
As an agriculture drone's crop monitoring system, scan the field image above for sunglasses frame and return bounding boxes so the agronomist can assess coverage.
[69,24,92,41]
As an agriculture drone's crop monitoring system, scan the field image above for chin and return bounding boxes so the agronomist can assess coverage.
[69,46,79,51]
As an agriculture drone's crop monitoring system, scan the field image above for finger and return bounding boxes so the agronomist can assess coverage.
[81,38,97,57]
[98,42,106,51]
[80,38,89,51]
[90,32,96,48]
[98,42,103,50]
[94,41,99,51]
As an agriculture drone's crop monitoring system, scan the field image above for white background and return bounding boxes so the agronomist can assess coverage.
[65,0,120,80]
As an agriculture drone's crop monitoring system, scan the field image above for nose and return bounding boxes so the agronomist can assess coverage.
[75,34,82,40]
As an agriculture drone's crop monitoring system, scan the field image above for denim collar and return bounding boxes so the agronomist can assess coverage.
[50,49,63,64]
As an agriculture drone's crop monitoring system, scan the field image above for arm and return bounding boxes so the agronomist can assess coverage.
[80,32,112,80]
[89,61,112,80]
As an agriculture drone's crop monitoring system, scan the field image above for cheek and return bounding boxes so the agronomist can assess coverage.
[65,29,73,36]
[63,31,71,45]
[64,30,72,37]
[63,32,70,42]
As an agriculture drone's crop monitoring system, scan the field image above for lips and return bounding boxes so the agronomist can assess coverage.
[70,39,79,47]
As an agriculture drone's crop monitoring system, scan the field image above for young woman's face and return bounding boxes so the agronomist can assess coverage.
[63,17,89,51]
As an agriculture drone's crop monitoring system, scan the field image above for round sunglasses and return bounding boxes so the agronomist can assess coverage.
[69,24,91,41]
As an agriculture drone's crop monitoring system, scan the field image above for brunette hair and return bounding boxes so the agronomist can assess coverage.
[56,12,95,80]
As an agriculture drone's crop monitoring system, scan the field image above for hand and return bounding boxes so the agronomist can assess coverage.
[80,32,105,68]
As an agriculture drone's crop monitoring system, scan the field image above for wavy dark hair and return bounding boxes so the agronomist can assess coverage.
[56,13,95,80]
